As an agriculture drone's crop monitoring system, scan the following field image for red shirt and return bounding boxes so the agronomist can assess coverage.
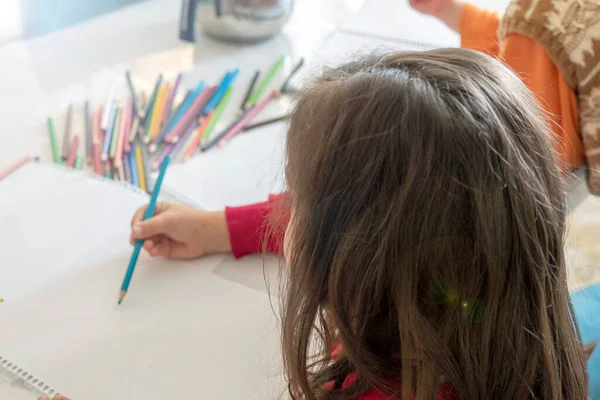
[225,195,283,258]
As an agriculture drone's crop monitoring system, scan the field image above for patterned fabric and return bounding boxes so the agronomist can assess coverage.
[500,0,600,194]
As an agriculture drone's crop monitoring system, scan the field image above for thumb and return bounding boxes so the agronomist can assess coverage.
[132,213,176,239]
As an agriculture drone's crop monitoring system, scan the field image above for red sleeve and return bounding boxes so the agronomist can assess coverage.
[225,194,288,259]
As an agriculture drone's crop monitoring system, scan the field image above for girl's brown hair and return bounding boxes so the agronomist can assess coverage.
[279,49,590,399]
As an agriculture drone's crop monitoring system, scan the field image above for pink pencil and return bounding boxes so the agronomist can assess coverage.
[115,97,132,167]
[217,90,277,147]
[67,136,79,167]
[152,142,174,171]
[123,97,133,154]
[0,155,34,181]
[164,86,215,144]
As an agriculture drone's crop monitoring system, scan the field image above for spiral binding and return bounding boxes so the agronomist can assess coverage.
[337,28,440,50]
[0,355,57,396]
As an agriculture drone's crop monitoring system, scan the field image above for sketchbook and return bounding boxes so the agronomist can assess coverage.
[338,0,511,50]
[339,0,460,49]
[0,163,284,399]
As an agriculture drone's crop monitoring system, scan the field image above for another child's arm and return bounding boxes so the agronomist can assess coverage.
[410,0,501,55]
[409,0,465,32]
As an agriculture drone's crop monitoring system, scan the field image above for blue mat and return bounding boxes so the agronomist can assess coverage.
[572,282,600,399]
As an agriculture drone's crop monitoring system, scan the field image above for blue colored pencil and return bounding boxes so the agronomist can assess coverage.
[129,145,139,187]
[203,69,239,115]
[164,81,205,133]
[101,101,117,161]
[118,156,170,304]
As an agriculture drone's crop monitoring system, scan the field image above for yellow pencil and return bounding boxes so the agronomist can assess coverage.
[149,84,168,141]
[135,146,147,191]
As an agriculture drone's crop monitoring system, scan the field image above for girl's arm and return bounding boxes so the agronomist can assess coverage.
[225,194,288,258]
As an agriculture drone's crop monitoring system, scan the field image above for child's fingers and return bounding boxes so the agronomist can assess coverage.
[130,205,148,229]
[142,239,156,254]
[142,237,170,257]
[130,202,170,232]
[149,238,171,257]
[132,212,175,239]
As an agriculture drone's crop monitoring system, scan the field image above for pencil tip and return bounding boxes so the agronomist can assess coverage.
[118,299,122,305]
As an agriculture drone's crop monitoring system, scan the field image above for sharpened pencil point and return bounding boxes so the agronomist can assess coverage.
[118,300,122,305]
[118,290,127,304]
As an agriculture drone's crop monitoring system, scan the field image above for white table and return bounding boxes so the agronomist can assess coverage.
[0,1,360,398]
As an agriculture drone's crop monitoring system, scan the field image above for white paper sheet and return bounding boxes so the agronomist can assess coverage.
[0,163,149,302]
[339,0,511,50]
[0,163,284,399]
[340,0,460,48]
[0,244,283,399]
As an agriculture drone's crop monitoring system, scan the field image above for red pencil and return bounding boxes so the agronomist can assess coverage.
[0,155,34,181]
[183,112,213,161]
[67,136,79,167]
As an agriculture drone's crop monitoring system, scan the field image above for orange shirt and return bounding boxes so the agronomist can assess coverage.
[460,4,585,171]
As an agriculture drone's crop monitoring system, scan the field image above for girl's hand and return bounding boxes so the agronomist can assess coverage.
[38,396,70,400]
[130,202,231,260]
[409,0,464,31]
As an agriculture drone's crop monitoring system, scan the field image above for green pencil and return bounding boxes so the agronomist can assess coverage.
[74,155,84,170]
[109,106,122,159]
[246,55,285,108]
[202,86,233,142]
[47,117,61,164]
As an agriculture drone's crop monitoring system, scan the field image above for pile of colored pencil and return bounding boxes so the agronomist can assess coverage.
[43,56,303,193]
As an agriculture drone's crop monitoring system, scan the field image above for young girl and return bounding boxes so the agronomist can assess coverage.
[42,49,591,399]
[410,0,600,194]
